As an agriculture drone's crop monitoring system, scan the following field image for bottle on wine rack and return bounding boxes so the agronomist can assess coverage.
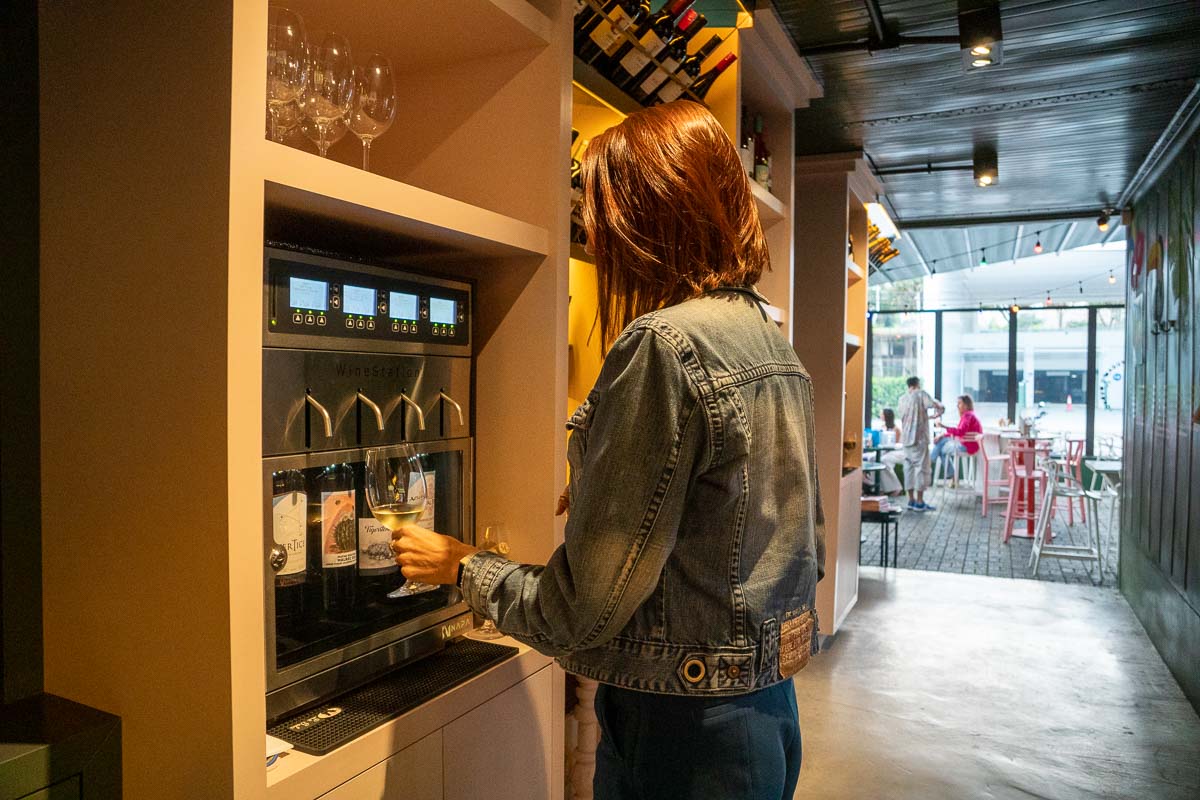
[626,10,705,102]
[603,0,692,85]
[314,462,357,616]
[272,468,307,625]
[686,51,736,102]
[753,114,771,190]
[650,33,720,105]
[577,0,650,66]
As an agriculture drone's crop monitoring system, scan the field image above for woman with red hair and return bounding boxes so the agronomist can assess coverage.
[394,101,825,799]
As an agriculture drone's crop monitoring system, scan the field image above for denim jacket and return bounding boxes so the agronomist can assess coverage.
[460,288,826,695]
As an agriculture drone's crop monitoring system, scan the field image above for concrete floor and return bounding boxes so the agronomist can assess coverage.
[793,568,1200,800]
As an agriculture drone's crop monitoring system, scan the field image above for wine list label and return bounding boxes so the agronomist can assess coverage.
[272,490,307,576]
[590,7,631,53]
[321,490,357,568]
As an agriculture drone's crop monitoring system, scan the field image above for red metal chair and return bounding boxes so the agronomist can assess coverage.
[1003,440,1052,542]
[1061,437,1087,524]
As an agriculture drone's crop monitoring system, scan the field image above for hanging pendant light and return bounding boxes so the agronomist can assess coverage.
[1033,231,1043,254]
[1108,270,1116,285]
[979,249,988,266]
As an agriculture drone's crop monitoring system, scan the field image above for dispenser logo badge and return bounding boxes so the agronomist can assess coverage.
[441,617,471,640]
[288,706,344,733]
[333,361,422,380]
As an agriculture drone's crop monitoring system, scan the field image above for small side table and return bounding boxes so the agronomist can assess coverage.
[861,508,902,567]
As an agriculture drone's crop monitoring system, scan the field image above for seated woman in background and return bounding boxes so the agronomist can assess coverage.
[875,407,904,495]
[932,394,983,479]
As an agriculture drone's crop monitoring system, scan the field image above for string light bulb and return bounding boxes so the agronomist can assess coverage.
[1045,291,1053,307]
[1108,270,1116,285]
[1033,231,1043,254]
[1097,211,1110,232]
[1079,282,1084,295]
[979,249,988,266]
[1010,300,1020,313]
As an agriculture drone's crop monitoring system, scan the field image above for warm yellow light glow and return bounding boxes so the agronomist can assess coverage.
[1010,304,1020,313]
[972,58,993,67]
[978,174,993,186]
[970,44,991,56]
[1098,219,1109,232]
[865,202,901,241]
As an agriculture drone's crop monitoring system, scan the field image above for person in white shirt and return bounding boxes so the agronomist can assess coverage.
[897,377,943,511]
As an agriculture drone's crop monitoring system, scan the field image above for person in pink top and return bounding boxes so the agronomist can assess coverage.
[932,394,983,480]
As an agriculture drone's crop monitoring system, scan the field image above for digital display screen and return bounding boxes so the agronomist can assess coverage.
[430,297,457,325]
[389,291,419,321]
[289,276,327,311]
[343,285,375,317]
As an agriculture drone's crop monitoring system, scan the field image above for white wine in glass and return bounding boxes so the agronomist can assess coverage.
[364,444,436,598]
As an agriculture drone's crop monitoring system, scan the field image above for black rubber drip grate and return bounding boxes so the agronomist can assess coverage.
[269,638,519,755]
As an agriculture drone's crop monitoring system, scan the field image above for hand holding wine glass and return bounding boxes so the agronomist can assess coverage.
[364,444,439,597]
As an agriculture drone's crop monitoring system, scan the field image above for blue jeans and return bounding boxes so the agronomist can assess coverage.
[594,679,802,800]
[931,437,965,478]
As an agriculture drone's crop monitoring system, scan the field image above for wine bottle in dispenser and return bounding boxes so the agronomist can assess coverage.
[271,469,307,623]
[315,462,357,616]
[356,462,399,602]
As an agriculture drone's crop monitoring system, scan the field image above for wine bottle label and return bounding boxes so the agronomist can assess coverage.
[640,56,679,95]
[358,516,398,575]
[589,7,631,53]
[574,0,590,15]
[321,490,357,568]
[620,30,666,76]
[656,75,689,102]
[419,471,437,530]
[272,490,307,577]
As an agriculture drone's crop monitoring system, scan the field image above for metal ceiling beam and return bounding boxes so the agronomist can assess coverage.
[864,0,888,45]
[895,209,1106,229]
[1056,222,1078,255]
[1011,224,1024,263]
[1117,81,1200,209]
[907,233,933,276]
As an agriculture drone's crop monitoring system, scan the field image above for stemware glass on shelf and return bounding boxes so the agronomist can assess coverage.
[265,6,308,143]
[470,525,510,639]
[299,32,356,158]
[348,53,397,172]
[300,113,347,156]
[363,444,438,598]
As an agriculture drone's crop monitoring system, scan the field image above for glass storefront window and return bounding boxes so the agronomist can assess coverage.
[1095,308,1125,458]
[1015,308,1090,445]
[869,311,935,424]
[941,310,1010,428]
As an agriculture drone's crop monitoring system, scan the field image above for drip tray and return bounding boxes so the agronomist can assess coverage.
[269,638,519,755]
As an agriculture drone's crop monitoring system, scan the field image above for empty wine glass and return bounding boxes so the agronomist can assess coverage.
[300,32,355,157]
[266,6,308,143]
[273,100,302,143]
[348,53,397,172]
[300,112,347,157]
[470,525,509,639]
[364,444,438,598]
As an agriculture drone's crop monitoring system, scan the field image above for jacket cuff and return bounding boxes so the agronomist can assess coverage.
[459,550,511,618]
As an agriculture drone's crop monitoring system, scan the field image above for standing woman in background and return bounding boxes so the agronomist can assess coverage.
[392,101,826,800]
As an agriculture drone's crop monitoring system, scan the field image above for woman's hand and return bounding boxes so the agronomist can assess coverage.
[391,525,478,586]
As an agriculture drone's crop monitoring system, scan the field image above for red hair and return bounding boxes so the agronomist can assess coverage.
[581,101,769,351]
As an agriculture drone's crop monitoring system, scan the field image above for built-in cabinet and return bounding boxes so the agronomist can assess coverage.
[792,153,878,636]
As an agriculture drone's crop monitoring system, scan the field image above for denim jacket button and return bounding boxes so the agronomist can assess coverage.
[682,658,706,684]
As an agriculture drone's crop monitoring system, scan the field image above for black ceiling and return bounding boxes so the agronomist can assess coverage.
[773,0,1200,233]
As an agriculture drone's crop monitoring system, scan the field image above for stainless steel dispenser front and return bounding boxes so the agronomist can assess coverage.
[261,246,476,723]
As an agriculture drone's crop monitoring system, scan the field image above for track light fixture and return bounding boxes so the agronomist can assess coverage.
[974,143,998,187]
[959,1,1004,70]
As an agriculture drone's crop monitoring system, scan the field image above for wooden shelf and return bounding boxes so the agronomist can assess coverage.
[293,0,553,73]
[847,258,865,285]
[573,57,642,117]
[261,141,549,260]
[845,332,862,357]
[751,181,786,226]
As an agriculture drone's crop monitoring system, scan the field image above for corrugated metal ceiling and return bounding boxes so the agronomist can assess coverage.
[769,0,1200,278]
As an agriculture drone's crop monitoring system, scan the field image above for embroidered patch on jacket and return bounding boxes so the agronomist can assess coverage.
[778,609,815,679]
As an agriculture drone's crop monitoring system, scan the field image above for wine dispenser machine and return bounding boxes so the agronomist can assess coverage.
[262,245,476,723]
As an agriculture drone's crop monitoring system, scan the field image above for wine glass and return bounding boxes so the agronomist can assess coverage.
[348,53,397,172]
[470,525,510,639]
[300,112,347,157]
[299,32,356,158]
[266,6,308,143]
[273,100,302,143]
[363,444,438,598]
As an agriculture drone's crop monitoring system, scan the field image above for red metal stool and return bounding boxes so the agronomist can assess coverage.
[1003,440,1051,542]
